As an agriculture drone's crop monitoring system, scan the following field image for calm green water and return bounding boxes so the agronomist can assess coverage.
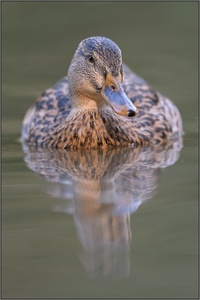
[2,2,198,299]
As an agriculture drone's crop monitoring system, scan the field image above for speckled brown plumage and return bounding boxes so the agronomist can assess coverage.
[21,36,182,149]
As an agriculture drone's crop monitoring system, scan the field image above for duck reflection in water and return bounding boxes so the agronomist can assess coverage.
[22,139,182,279]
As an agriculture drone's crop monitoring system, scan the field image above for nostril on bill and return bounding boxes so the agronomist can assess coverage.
[110,84,116,91]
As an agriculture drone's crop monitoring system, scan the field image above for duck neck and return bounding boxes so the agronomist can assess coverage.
[70,89,107,111]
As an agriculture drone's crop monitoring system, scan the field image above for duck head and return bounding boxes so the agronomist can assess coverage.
[68,36,137,117]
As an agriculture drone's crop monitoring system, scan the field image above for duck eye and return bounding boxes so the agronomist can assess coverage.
[88,55,95,63]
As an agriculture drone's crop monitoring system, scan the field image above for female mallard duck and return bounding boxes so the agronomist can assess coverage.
[21,36,182,149]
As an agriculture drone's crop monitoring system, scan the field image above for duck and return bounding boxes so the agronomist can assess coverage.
[21,36,182,149]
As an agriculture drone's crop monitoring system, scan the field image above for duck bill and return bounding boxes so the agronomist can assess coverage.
[101,73,138,117]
